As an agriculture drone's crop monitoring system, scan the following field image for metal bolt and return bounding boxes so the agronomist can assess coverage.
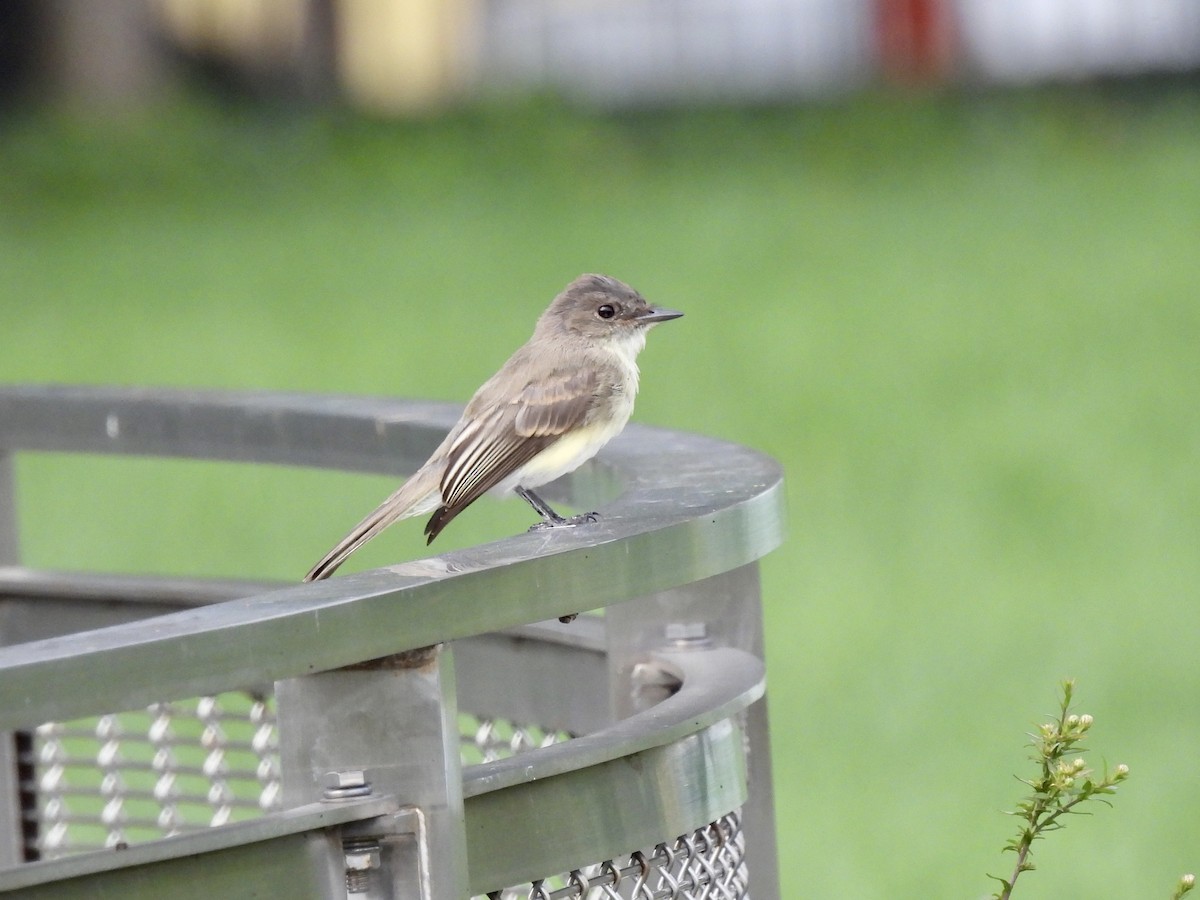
[322,770,372,801]
[343,838,382,895]
[664,621,709,646]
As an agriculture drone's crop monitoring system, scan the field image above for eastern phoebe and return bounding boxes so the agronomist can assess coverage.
[304,273,682,582]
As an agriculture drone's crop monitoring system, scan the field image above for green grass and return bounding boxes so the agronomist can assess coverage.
[3,84,1200,896]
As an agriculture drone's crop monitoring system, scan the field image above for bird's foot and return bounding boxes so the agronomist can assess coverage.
[527,511,599,532]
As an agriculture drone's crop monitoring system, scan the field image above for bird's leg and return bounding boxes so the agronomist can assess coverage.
[516,486,599,530]
[516,485,567,524]
[516,487,590,628]
[516,486,589,623]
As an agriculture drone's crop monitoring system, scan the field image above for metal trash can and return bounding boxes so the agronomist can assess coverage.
[0,386,784,899]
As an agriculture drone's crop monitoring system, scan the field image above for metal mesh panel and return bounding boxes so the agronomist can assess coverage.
[21,696,746,898]
[480,812,749,900]
[21,693,281,858]
[20,697,569,860]
[459,711,572,764]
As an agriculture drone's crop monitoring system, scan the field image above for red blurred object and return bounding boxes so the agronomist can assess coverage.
[876,0,955,83]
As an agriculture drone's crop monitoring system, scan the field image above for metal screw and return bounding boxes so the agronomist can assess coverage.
[343,837,382,895]
[322,770,372,802]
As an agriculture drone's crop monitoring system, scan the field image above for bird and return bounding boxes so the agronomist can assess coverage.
[304,273,682,582]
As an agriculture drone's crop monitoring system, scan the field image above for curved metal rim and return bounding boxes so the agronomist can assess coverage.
[0,386,785,729]
[463,645,765,797]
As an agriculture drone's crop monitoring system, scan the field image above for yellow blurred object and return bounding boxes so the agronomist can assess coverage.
[154,0,477,113]
[155,0,309,67]
[335,0,476,114]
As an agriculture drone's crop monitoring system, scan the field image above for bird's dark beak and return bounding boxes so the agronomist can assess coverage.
[639,307,683,324]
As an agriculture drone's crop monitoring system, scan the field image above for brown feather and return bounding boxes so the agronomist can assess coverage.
[424,435,550,543]
[426,367,597,543]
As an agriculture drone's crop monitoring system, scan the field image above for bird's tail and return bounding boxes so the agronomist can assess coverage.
[303,466,441,582]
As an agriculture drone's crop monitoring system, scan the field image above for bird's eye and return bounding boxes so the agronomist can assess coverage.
[597,304,616,319]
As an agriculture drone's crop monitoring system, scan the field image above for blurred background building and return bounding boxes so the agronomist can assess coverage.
[2,0,1199,114]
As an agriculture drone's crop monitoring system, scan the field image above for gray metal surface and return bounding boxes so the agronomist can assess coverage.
[278,646,468,898]
[0,385,785,898]
[463,646,762,798]
[607,565,780,899]
[468,719,746,896]
[0,452,16,566]
[0,386,785,731]
[0,568,268,645]
[454,617,610,737]
[4,631,766,898]
[462,644,762,893]
[0,795,398,895]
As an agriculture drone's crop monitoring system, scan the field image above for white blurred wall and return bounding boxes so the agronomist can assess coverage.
[957,0,1200,81]
[14,0,1200,113]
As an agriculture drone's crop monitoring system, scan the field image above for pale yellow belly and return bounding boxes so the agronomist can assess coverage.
[499,408,630,492]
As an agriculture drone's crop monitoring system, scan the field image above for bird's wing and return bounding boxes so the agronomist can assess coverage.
[424,367,596,542]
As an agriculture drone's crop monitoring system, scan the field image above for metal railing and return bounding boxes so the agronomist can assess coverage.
[0,385,785,898]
